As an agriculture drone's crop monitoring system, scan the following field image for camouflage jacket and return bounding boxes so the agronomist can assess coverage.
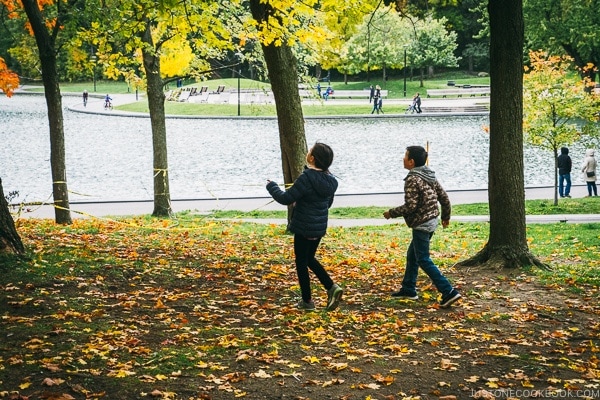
[388,167,451,229]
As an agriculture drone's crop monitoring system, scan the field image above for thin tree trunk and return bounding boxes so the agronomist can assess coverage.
[21,0,72,225]
[141,19,172,218]
[0,179,25,254]
[456,0,548,270]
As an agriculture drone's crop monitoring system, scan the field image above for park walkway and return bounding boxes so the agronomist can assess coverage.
[18,185,600,225]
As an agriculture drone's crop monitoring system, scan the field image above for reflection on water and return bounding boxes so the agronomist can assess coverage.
[0,94,579,203]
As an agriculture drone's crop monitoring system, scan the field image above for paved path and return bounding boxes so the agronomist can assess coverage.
[18,185,600,225]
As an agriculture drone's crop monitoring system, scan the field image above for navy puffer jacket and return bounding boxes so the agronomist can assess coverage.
[267,167,338,238]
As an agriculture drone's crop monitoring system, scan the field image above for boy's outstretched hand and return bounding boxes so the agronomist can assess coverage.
[383,211,391,219]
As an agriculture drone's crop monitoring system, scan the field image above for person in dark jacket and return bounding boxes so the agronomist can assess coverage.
[383,145,461,309]
[557,147,572,198]
[266,142,343,311]
[414,93,422,113]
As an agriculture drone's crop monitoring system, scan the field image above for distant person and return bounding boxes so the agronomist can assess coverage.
[414,93,422,113]
[266,142,343,311]
[582,149,598,197]
[104,94,112,108]
[82,90,88,107]
[323,86,333,101]
[371,85,381,114]
[383,145,461,309]
[557,147,572,198]
[369,85,374,103]
[316,82,321,98]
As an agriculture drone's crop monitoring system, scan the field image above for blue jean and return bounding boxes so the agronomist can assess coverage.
[559,173,571,197]
[294,234,334,302]
[402,229,453,296]
[587,181,598,196]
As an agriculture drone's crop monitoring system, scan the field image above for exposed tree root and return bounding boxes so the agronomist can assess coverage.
[454,244,551,271]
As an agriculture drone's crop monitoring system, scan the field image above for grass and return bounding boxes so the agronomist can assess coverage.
[1,212,599,398]
[205,197,600,219]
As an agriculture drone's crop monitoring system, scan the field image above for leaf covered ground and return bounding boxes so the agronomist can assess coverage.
[1,217,599,400]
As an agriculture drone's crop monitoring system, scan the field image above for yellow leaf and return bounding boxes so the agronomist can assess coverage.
[301,355,320,364]
[19,381,32,389]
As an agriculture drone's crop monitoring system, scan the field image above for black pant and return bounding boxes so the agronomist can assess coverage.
[294,234,333,302]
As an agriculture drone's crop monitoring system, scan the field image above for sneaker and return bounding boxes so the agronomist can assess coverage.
[391,288,418,300]
[439,289,461,309]
[298,299,315,311]
[566,195,571,198]
[326,284,343,311]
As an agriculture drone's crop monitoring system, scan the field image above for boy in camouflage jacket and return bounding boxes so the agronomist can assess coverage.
[384,145,461,309]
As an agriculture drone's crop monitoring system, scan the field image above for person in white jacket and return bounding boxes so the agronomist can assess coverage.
[581,149,598,197]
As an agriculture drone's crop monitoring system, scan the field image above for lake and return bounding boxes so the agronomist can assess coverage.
[0,94,580,203]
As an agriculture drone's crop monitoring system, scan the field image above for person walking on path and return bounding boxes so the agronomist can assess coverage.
[414,93,422,113]
[377,97,384,114]
[82,90,88,107]
[383,145,461,309]
[369,85,375,103]
[371,85,382,114]
[557,146,572,198]
[582,149,598,197]
[266,142,343,311]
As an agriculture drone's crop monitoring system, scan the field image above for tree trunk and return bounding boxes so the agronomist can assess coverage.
[456,0,548,271]
[249,0,308,223]
[0,179,25,255]
[21,0,72,225]
[141,19,172,218]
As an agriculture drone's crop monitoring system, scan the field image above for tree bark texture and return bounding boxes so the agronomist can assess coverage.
[141,19,173,218]
[249,0,308,188]
[249,0,309,225]
[21,0,72,225]
[457,0,547,270]
[0,179,25,254]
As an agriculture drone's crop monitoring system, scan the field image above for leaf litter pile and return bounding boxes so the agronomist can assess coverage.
[1,217,599,400]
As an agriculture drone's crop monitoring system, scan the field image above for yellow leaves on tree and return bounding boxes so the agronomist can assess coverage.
[0,57,19,97]
[159,37,194,78]
[523,50,600,150]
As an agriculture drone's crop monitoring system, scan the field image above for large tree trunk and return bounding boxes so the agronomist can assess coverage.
[249,0,308,223]
[141,19,172,218]
[0,179,25,255]
[456,0,547,270]
[21,0,72,225]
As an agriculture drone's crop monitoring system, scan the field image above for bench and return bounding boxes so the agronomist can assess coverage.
[426,87,490,98]
[329,90,388,99]
[300,89,388,99]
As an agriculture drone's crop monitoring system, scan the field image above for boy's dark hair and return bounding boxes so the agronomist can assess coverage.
[406,145,428,167]
[311,142,334,171]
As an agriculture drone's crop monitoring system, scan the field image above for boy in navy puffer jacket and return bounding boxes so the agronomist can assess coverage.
[267,142,343,311]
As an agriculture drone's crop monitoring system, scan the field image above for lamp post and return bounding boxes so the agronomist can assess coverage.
[91,55,97,92]
[235,52,243,117]
[403,47,407,98]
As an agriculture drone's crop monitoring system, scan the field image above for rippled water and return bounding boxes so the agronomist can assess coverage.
[0,94,578,203]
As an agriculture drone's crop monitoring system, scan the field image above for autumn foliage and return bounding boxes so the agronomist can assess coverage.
[0,57,19,97]
[1,216,599,399]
